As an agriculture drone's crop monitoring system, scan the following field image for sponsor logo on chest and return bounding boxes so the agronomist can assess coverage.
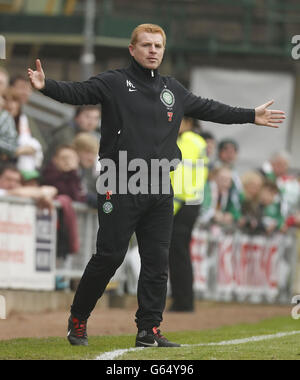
[126,80,137,92]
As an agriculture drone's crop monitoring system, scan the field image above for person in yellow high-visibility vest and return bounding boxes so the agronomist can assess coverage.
[169,117,208,312]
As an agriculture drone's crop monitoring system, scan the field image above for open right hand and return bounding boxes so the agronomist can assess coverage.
[27,59,45,90]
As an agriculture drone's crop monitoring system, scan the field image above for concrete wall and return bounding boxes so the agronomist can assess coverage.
[0,290,109,315]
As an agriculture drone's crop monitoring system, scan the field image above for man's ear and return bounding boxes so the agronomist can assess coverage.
[128,44,135,57]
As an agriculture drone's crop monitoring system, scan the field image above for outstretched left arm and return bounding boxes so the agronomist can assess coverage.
[176,78,286,127]
[255,100,285,128]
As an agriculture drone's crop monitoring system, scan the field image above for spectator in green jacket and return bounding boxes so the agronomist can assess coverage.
[260,151,300,218]
[239,171,265,233]
[214,138,242,192]
[199,166,242,226]
[257,180,284,234]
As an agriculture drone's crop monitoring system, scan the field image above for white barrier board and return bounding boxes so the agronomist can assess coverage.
[0,201,55,290]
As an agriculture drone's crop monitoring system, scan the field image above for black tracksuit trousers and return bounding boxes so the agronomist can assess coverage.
[169,204,200,311]
[71,186,174,331]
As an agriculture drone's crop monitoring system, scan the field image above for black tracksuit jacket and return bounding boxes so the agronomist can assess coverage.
[42,58,255,325]
[41,58,255,167]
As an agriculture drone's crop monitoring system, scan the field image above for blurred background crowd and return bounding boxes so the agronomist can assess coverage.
[198,131,300,235]
[0,68,102,266]
[1,65,299,242]
[0,66,101,208]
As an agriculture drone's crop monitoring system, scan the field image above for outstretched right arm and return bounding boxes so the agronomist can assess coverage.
[28,59,106,105]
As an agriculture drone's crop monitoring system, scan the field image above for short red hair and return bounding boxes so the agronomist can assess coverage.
[131,24,167,47]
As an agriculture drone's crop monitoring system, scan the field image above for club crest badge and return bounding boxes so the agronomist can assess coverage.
[103,201,113,214]
[160,89,175,108]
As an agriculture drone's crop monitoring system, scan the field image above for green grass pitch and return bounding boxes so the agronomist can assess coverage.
[0,316,299,360]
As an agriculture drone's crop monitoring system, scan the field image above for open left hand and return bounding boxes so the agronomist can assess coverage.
[255,100,285,128]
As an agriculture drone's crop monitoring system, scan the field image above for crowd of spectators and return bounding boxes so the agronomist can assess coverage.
[0,67,101,275]
[1,67,300,265]
[199,134,300,235]
[0,67,101,207]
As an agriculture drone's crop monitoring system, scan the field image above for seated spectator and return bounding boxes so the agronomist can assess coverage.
[42,145,85,257]
[21,169,41,187]
[44,105,101,165]
[0,92,18,163]
[0,163,57,210]
[71,133,100,208]
[200,131,216,170]
[260,151,300,217]
[239,171,264,232]
[3,87,19,117]
[42,145,85,202]
[0,164,22,194]
[215,138,238,167]
[9,75,47,154]
[199,166,241,226]
[256,181,284,234]
[3,87,44,174]
[10,74,32,105]
[214,138,242,193]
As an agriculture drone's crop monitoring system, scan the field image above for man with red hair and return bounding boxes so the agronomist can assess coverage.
[28,23,285,348]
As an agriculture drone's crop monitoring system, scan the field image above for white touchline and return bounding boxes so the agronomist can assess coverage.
[183,330,300,347]
[96,347,144,360]
[95,330,300,360]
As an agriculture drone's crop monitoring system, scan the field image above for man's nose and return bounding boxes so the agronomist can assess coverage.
[149,44,157,54]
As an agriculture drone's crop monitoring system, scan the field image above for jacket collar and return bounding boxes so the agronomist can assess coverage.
[127,57,159,82]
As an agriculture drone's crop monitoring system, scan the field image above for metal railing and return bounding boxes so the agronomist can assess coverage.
[55,201,98,279]
[0,196,109,290]
[190,221,299,304]
[0,195,298,303]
